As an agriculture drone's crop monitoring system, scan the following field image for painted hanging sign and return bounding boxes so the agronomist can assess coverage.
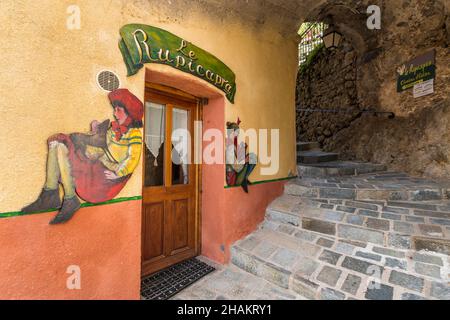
[397,50,436,92]
[119,24,237,103]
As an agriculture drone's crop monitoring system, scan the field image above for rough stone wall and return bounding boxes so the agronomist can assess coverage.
[328,99,450,178]
[297,0,450,179]
[296,38,359,146]
[376,0,450,115]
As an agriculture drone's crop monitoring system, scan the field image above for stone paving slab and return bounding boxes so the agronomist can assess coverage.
[267,208,450,254]
[287,181,447,202]
[292,173,450,190]
[175,171,450,301]
[172,229,449,300]
[172,257,307,300]
[298,162,387,178]
[229,224,450,300]
[268,196,450,243]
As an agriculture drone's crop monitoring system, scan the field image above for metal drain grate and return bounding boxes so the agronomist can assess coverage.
[141,258,216,300]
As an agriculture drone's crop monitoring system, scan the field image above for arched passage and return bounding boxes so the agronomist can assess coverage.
[293,0,450,178]
[295,2,383,151]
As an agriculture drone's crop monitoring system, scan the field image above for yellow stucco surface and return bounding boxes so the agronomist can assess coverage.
[0,0,298,212]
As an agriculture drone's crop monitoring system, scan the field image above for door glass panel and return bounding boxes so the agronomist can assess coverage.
[144,102,165,187]
[171,108,189,185]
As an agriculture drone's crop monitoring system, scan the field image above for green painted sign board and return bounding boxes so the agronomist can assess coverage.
[397,50,436,92]
[119,24,237,103]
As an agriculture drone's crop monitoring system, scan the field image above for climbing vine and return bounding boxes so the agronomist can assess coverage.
[299,43,325,76]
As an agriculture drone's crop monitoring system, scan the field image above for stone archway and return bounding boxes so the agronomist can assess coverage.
[295,1,383,151]
[294,0,450,179]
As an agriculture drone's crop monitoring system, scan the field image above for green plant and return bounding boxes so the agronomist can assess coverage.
[299,43,324,75]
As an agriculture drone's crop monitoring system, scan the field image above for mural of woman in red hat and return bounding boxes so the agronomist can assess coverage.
[21,89,144,224]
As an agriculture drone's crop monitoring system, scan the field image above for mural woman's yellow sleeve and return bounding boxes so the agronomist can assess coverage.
[116,130,143,177]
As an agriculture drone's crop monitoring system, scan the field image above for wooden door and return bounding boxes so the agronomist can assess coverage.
[141,84,201,277]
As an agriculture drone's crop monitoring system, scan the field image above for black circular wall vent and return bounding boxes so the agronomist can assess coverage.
[96,70,120,92]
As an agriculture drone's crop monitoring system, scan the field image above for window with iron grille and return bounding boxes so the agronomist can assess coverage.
[298,22,327,66]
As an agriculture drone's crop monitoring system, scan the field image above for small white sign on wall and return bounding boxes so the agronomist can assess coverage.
[413,79,434,98]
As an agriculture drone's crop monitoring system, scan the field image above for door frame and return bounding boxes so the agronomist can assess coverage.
[141,82,203,277]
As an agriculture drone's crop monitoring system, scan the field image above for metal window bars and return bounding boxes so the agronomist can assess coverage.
[298,22,327,66]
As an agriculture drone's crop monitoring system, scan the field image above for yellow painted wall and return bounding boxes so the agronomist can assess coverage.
[0,0,298,213]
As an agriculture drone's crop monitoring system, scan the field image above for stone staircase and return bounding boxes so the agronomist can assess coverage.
[297,141,387,177]
[230,143,450,300]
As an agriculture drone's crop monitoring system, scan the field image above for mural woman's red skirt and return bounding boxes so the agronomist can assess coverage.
[49,134,130,204]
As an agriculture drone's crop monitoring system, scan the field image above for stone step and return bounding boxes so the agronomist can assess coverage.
[172,260,308,300]
[295,198,450,236]
[233,168,450,299]
[293,171,450,191]
[231,226,450,300]
[269,201,450,248]
[298,161,387,178]
[328,199,448,221]
[300,198,450,213]
[266,205,450,254]
[284,180,446,202]
[267,193,450,248]
[297,141,320,152]
[297,151,339,164]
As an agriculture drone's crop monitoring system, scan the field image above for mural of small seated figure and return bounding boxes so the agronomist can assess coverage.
[21,89,144,224]
[225,118,257,193]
